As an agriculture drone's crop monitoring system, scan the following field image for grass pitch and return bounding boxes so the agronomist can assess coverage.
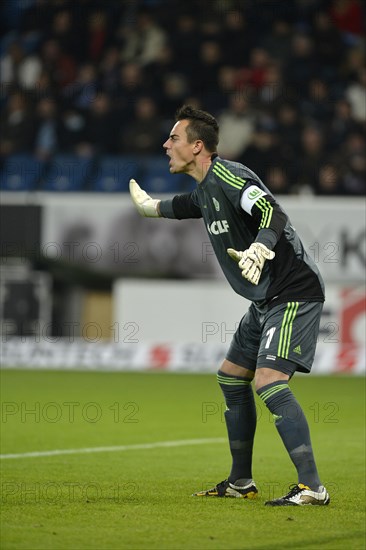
[1,370,365,550]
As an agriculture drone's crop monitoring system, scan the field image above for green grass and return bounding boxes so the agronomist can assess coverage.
[1,370,365,550]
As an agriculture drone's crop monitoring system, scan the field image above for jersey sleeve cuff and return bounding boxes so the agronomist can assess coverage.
[255,228,278,249]
[159,200,176,219]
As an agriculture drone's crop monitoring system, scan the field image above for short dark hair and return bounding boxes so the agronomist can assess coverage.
[175,105,219,153]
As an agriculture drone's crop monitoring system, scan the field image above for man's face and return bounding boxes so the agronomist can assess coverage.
[163,119,196,173]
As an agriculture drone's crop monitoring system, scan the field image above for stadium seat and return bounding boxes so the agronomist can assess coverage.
[0,154,45,191]
[92,156,140,192]
[141,156,193,194]
[41,154,93,192]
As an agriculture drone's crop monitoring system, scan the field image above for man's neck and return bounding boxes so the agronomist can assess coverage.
[191,156,214,183]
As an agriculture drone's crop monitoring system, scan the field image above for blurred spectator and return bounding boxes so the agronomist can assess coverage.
[41,38,77,89]
[181,96,202,111]
[0,41,42,90]
[114,62,149,120]
[258,62,284,108]
[33,69,58,100]
[194,40,222,100]
[316,163,344,195]
[329,0,364,39]
[300,78,333,123]
[120,11,167,66]
[217,94,255,159]
[63,63,98,111]
[239,121,281,182]
[285,34,317,92]
[344,130,366,153]
[200,17,222,42]
[49,9,80,59]
[342,152,366,194]
[0,90,34,155]
[248,48,271,91]
[99,47,122,95]
[261,19,292,64]
[203,65,239,114]
[160,73,189,118]
[337,131,366,194]
[217,66,238,97]
[18,0,53,37]
[85,93,118,155]
[34,97,58,160]
[173,13,200,67]
[58,108,88,154]
[87,10,109,63]
[342,47,365,81]
[221,10,252,66]
[296,124,326,193]
[276,103,302,182]
[266,165,290,194]
[346,68,366,124]
[328,98,360,149]
[145,44,177,97]
[119,96,162,154]
[277,103,302,154]
[312,11,343,69]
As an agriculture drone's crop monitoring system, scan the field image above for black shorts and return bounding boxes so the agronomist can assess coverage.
[226,301,323,374]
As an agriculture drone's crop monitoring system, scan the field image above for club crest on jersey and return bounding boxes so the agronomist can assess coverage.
[212,197,220,211]
[207,220,229,235]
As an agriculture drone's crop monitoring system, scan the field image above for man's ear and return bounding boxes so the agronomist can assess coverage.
[193,140,204,155]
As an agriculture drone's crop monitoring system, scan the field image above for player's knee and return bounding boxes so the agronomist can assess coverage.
[254,367,289,393]
[219,359,254,379]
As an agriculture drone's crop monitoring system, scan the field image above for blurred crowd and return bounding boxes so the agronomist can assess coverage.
[0,0,365,195]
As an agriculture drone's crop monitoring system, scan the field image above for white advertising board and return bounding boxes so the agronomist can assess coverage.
[1,340,364,375]
[2,281,364,374]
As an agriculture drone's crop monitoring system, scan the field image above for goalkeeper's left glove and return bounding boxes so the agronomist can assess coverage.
[227,243,275,285]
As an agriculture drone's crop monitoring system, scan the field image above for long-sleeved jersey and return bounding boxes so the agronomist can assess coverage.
[159,156,324,308]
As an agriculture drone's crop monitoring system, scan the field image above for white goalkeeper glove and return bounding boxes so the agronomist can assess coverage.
[227,243,275,285]
[129,179,161,217]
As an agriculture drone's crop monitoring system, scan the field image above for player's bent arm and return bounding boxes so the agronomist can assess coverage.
[227,183,286,285]
[129,179,202,220]
[240,184,287,248]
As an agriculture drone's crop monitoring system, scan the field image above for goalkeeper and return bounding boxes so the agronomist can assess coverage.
[129,105,329,507]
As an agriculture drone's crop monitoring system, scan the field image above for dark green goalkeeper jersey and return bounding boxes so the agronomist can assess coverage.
[159,156,324,308]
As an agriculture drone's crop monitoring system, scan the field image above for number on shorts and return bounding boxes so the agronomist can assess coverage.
[265,327,276,349]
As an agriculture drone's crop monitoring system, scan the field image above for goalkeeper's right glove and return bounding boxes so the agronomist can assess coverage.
[227,243,275,285]
[129,179,161,217]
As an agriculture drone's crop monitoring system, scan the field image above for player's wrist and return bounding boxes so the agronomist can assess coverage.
[156,200,162,217]
[142,198,160,217]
